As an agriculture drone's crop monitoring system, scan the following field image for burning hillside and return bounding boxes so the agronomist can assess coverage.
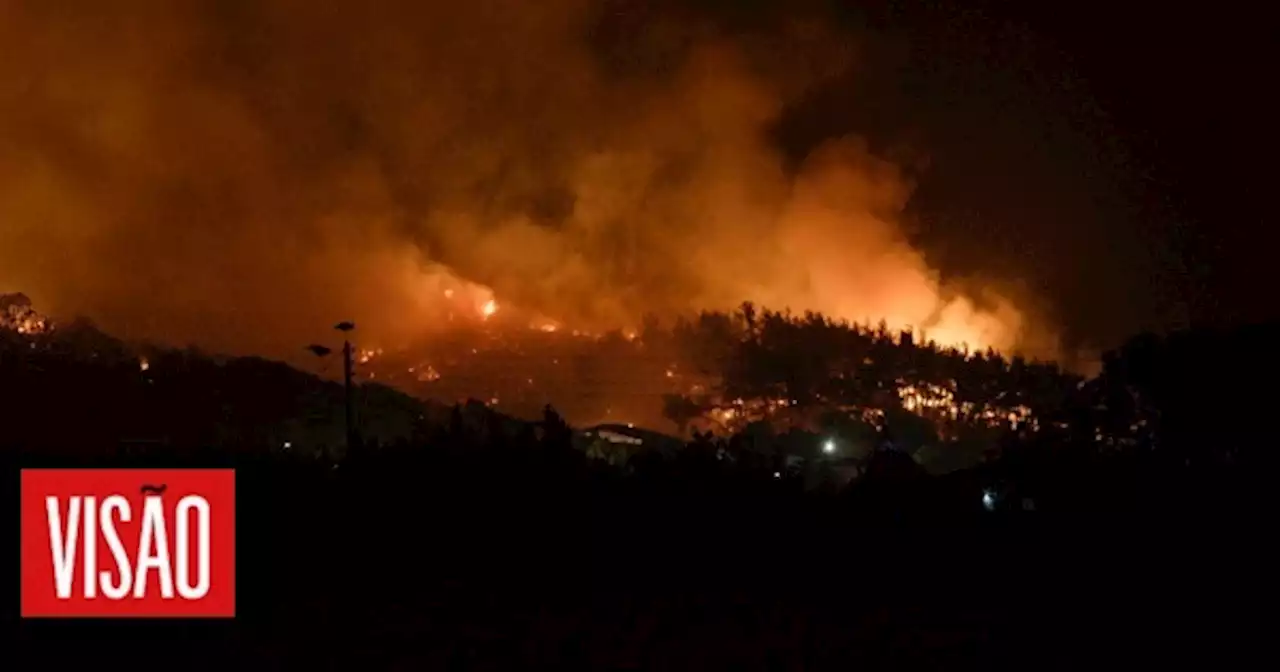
[2,289,1150,472]
[338,292,1078,455]
[1,0,1107,470]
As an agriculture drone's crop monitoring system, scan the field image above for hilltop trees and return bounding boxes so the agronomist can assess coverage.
[655,302,1076,471]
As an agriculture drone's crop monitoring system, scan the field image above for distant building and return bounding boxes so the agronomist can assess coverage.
[576,423,683,464]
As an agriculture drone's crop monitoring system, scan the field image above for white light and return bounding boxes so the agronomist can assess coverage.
[823,439,836,454]
[773,471,781,479]
[982,489,996,511]
[283,441,291,449]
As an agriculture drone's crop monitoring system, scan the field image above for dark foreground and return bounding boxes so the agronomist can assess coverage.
[2,443,1268,670]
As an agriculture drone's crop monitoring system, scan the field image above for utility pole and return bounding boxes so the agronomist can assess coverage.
[308,321,358,460]
[336,321,357,456]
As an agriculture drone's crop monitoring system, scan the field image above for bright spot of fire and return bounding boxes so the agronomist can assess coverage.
[139,357,150,372]
[2,294,52,336]
[481,300,498,319]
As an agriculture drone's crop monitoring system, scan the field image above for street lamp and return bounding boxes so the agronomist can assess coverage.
[307,320,358,457]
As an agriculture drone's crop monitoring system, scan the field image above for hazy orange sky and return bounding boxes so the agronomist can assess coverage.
[3,0,1192,368]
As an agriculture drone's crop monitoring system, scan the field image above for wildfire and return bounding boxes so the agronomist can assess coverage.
[895,381,1036,430]
[13,317,48,335]
[2,292,52,336]
[481,299,498,320]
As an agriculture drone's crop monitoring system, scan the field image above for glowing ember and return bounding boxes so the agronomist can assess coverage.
[481,300,498,319]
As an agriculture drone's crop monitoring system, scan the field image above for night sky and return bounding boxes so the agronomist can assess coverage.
[663,0,1274,347]
[811,0,1274,347]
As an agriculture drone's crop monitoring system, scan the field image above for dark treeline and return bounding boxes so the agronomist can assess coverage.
[627,303,1263,474]
[0,310,1272,667]
[662,303,1074,405]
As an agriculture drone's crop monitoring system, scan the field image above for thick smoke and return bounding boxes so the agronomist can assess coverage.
[0,0,1062,360]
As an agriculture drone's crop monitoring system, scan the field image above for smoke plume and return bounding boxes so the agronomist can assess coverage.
[0,0,1062,360]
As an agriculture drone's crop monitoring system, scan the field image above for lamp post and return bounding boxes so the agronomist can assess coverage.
[308,320,358,457]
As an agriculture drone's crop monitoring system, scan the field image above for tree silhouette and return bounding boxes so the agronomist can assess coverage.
[662,393,705,437]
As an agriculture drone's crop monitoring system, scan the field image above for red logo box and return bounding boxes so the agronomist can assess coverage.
[21,469,235,618]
